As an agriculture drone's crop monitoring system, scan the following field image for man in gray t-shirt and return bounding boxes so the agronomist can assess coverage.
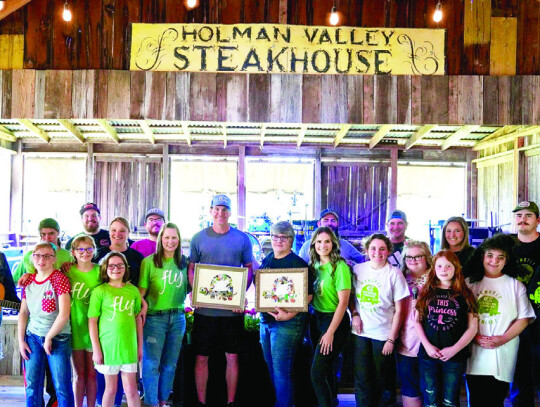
[188,194,253,407]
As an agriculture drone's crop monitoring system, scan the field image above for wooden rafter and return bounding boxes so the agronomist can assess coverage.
[297,124,308,148]
[96,119,120,143]
[369,125,393,149]
[0,125,16,142]
[17,119,50,143]
[333,124,352,147]
[474,125,521,146]
[181,122,191,146]
[57,119,85,144]
[442,125,479,150]
[405,125,436,150]
[473,125,540,151]
[137,120,155,144]
[260,123,267,149]
[0,0,32,21]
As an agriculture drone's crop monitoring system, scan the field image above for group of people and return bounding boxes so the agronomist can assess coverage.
[1,196,539,407]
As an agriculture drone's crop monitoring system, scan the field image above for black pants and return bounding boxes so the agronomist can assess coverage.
[466,375,509,407]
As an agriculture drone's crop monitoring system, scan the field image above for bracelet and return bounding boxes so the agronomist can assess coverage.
[386,339,395,344]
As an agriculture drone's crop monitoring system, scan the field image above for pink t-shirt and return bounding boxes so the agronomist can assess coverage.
[398,272,428,357]
[131,239,157,258]
[22,270,71,337]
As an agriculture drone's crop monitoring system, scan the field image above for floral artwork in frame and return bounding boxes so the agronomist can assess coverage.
[255,268,309,312]
[192,264,248,311]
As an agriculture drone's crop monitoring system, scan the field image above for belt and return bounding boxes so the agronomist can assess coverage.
[148,308,184,315]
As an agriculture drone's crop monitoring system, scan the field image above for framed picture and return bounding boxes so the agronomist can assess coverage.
[255,268,309,312]
[192,264,248,311]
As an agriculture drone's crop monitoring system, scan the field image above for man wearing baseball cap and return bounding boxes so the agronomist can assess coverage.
[386,209,409,268]
[509,200,540,407]
[188,194,253,407]
[131,208,166,257]
[65,203,111,250]
[298,209,364,264]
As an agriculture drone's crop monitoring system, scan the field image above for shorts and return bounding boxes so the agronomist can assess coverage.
[192,314,244,356]
[94,362,138,375]
[396,353,421,398]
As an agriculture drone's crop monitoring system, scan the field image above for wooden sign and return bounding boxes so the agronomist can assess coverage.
[130,23,445,75]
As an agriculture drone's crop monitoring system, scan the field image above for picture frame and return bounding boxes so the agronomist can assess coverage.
[192,264,248,311]
[255,268,309,312]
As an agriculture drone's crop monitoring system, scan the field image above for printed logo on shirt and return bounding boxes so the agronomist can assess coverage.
[530,283,540,306]
[476,290,502,325]
[110,295,135,321]
[99,239,110,247]
[160,269,184,295]
[72,282,92,305]
[356,279,382,311]
[426,293,460,332]
[42,290,57,313]
[517,258,536,284]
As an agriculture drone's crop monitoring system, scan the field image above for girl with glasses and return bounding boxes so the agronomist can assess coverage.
[89,251,143,407]
[66,235,101,407]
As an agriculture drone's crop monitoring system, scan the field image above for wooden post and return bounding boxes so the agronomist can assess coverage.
[278,0,287,24]
[162,144,170,218]
[238,145,246,231]
[515,137,527,203]
[389,148,398,212]
[314,148,321,216]
[86,143,94,202]
[466,149,478,219]
[9,140,23,235]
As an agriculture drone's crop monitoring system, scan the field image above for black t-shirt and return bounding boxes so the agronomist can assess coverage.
[513,234,540,285]
[418,288,470,361]
[66,229,111,250]
[95,246,144,287]
[456,246,475,278]
[0,252,20,303]
[526,263,540,344]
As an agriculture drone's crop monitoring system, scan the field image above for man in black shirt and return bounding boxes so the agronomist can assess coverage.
[65,202,111,250]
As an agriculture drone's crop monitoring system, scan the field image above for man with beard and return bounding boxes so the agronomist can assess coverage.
[386,209,409,268]
[131,208,165,257]
[298,209,364,264]
[65,203,111,250]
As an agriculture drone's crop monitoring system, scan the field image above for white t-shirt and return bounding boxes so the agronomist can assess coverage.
[466,274,535,383]
[352,262,410,341]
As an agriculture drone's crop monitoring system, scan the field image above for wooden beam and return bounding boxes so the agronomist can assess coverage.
[222,124,227,148]
[369,125,393,150]
[0,125,16,142]
[473,125,540,151]
[0,0,32,21]
[162,144,170,217]
[86,143,94,202]
[333,124,352,148]
[9,140,23,234]
[405,125,436,150]
[17,119,50,143]
[474,125,521,146]
[260,123,267,149]
[278,0,287,24]
[441,125,479,151]
[137,120,155,145]
[297,124,309,148]
[314,148,321,216]
[389,148,398,212]
[57,119,85,144]
[0,138,15,154]
[181,121,191,146]
[96,119,120,144]
[238,145,246,231]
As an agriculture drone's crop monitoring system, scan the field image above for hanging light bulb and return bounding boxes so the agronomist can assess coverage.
[330,6,339,26]
[433,1,443,23]
[186,0,197,9]
[0,1,6,12]
[63,1,72,22]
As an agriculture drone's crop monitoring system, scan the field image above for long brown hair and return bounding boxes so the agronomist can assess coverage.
[309,227,345,276]
[441,216,471,251]
[416,250,477,321]
[153,223,186,269]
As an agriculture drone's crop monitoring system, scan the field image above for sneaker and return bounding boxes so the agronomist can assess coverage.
[227,402,237,407]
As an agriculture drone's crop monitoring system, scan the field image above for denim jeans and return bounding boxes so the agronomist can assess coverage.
[260,313,308,407]
[143,311,186,405]
[24,331,74,407]
[352,335,396,407]
[310,310,350,407]
[509,331,534,407]
[466,374,509,407]
[419,357,466,407]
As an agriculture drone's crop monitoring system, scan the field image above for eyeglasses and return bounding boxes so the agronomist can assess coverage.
[32,254,55,260]
[271,235,292,242]
[404,255,426,262]
[107,264,126,270]
[75,248,94,254]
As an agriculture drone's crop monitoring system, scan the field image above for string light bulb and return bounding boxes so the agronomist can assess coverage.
[62,1,72,21]
[186,0,197,9]
[433,1,443,23]
[330,6,339,26]
[0,1,5,12]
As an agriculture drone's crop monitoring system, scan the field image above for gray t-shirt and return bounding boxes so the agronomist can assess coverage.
[190,226,253,317]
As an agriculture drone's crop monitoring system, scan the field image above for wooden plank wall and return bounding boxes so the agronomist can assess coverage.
[1,70,540,125]
[528,154,540,204]
[322,164,389,232]
[477,160,513,230]
[0,320,21,376]
[0,0,538,74]
[94,159,162,231]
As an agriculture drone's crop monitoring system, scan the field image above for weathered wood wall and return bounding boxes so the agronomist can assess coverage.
[0,0,538,74]
[1,70,539,125]
[0,319,20,376]
[477,160,513,229]
[322,163,389,232]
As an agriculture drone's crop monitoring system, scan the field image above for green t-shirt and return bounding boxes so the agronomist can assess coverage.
[88,283,141,366]
[312,260,351,313]
[138,255,188,313]
[13,248,73,282]
[66,264,101,350]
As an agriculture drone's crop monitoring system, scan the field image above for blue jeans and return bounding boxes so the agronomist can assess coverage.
[143,311,186,405]
[24,331,74,407]
[419,357,466,407]
[352,335,396,407]
[310,310,350,407]
[260,313,308,407]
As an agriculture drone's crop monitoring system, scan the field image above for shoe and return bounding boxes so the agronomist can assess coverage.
[196,402,206,407]
[227,402,237,407]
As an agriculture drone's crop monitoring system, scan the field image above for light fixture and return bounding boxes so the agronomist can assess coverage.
[330,6,339,26]
[186,0,197,9]
[433,1,443,23]
[0,1,5,12]
[62,1,72,22]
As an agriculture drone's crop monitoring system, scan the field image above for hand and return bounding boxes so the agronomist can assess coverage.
[60,262,73,274]
[319,331,334,355]
[481,335,507,349]
[351,315,362,334]
[233,297,249,314]
[189,292,197,310]
[19,340,31,361]
[138,299,148,326]
[475,334,494,348]
[93,348,103,365]
[382,341,395,355]
[439,346,458,361]
[17,273,32,287]
[44,337,53,355]
[268,307,293,322]
[425,344,442,359]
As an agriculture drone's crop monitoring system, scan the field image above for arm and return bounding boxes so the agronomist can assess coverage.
[188,262,195,288]
[439,312,478,361]
[138,288,148,325]
[44,293,71,355]
[382,297,406,355]
[88,317,103,364]
[478,317,532,349]
[268,295,313,322]
[319,289,350,355]
[414,316,442,359]
[17,299,31,360]
[136,314,143,362]
[348,286,362,335]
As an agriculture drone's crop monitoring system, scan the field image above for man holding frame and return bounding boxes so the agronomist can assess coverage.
[188,194,253,407]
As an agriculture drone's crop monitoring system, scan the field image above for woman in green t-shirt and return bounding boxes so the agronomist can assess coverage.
[138,223,188,407]
[309,226,351,407]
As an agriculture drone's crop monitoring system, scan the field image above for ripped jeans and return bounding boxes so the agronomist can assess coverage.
[419,357,466,407]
